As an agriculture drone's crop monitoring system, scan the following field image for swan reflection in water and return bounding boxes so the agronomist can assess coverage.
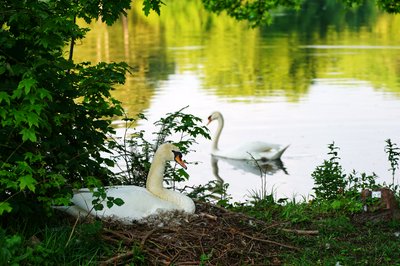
[190,156,288,203]
[211,155,288,179]
[209,156,288,201]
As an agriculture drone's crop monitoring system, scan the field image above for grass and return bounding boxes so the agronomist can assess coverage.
[1,217,113,265]
[284,218,400,265]
[233,199,400,265]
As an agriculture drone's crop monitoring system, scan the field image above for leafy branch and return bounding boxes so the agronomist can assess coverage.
[384,139,400,187]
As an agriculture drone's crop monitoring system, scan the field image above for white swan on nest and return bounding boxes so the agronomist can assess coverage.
[207,111,289,161]
[55,143,195,223]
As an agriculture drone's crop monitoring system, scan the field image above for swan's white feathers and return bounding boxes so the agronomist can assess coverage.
[54,143,195,224]
[70,186,186,221]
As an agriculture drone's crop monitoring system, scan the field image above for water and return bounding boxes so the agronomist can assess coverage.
[74,0,400,202]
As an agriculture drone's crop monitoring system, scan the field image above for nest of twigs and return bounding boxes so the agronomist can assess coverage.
[94,201,309,265]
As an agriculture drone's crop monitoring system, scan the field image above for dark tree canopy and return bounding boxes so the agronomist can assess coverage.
[200,0,400,26]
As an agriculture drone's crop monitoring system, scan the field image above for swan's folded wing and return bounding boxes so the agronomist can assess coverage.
[71,186,178,222]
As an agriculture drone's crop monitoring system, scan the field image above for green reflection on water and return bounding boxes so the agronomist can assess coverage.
[73,0,400,115]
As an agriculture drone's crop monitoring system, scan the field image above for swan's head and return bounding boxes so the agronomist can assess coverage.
[207,111,222,125]
[157,143,187,169]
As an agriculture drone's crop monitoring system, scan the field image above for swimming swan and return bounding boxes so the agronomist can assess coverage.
[207,111,289,161]
[56,143,195,223]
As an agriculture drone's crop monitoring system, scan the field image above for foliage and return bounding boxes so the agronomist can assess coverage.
[0,0,175,217]
[0,106,209,265]
[231,141,400,265]
[109,107,210,187]
[0,219,143,265]
[228,195,280,222]
[188,180,231,205]
[0,229,24,265]
[312,143,347,201]
[90,186,125,211]
[384,138,400,187]
[142,0,165,16]
[0,0,208,250]
[311,142,381,213]
[199,251,213,266]
[279,198,313,223]
[231,141,387,221]
[282,216,400,265]
[0,0,133,218]
[201,0,400,27]
[201,0,303,27]
[310,140,399,215]
[374,0,400,13]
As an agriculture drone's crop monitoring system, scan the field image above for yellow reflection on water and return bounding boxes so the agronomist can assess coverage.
[72,0,400,116]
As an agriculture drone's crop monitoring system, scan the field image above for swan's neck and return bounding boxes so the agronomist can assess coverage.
[212,115,224,152]
[145,153,194,212]
[146,154,166,192]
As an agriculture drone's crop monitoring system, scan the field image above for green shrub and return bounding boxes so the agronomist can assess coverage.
[311,142,379,213]
[109,107,210,188]
[0,0,135,220]
[312,142,347,201]
[385,138,400,189]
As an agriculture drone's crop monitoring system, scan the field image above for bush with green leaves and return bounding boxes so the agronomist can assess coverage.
[385,138,400,189]
[0,0,171,219]
[312,142,347,201]
[109,107,210,188]
[0,0,135,220]
[311,142,380,212]
[0,229,24,265]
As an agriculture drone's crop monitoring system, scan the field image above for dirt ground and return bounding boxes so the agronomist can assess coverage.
[96,201,306,265]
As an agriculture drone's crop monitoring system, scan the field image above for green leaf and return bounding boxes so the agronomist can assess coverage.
[0,109,6,121]
[37,88,52,100]
[26,112,40,127]
[113,198,124,206]
[142,0,164,16]
[52,196,71,206]
[0,64,6,75]
[17,78,37,95]
[0,92,11,105]
[20,128,37,142]
[0,202,13,215]
[18,174,37,192]
[85,177,102,188]
[331,200,343,210]
[177,168,189,179]
[103,158,114,167]
[93,203,104,211]
[13,111,25,125]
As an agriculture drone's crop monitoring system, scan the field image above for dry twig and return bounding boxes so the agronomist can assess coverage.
[281,228,319,235]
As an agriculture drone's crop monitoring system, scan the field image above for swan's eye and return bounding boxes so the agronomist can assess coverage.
[172,150,182,158]
[207,115,212,120]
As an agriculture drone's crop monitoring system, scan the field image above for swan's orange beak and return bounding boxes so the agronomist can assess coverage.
[173,152,187,169]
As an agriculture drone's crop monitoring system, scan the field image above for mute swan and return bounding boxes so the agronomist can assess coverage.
[207,111,289,161]
[55,143,195,223]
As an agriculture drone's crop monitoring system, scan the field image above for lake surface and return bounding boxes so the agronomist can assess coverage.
[74,0,400,202]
